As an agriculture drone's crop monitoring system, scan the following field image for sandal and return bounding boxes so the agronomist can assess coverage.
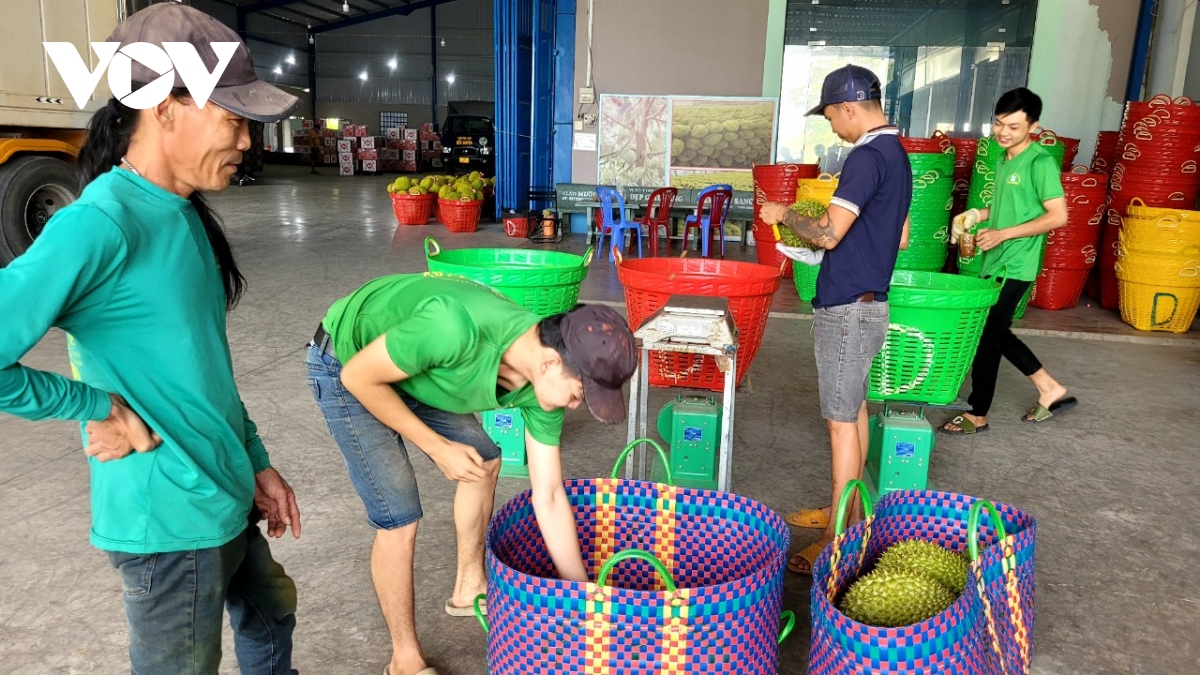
[939,415,989,435]
[784,508,830,530]
[787,541,828,576]
[445,598,485,617]
[1023,396,1077,423]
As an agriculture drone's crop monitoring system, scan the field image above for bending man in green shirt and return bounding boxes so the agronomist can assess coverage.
[944,88,1075,435]
[306,276,636,675]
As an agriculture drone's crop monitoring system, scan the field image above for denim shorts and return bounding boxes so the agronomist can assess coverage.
[813,301,890,423]
[305,345,501,530]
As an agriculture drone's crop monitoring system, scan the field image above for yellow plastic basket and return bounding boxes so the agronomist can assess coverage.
[1116,277,1200,333]
[796,173,839,205]
[1115,245,1200,283]
[1117,228,1200,256]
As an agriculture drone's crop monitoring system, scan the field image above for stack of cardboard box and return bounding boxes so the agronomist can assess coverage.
[419,123,443,167]
[381,127,419,172]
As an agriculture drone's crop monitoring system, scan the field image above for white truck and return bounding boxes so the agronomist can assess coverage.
[0,0,122,265]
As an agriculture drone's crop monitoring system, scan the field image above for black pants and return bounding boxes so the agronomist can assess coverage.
[967,278,1043,417]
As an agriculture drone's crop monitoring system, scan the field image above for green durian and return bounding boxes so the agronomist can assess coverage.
[839,568,957,627]
[875,539,970,594]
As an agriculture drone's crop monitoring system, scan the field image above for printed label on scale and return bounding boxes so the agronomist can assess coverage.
[683,427,703,442]
[494,414,514,429]
[894,442,916,458]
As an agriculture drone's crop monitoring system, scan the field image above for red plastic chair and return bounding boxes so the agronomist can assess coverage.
[641,187,678,256]
[681,185,733,258]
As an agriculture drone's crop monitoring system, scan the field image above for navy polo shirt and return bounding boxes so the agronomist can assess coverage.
[813,126,912,308]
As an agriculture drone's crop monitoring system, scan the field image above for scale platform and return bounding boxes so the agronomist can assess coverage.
[863,399,970,501]
[625,295,738,492]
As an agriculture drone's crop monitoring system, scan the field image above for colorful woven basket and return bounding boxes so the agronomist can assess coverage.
[809,481,1037,675]
[479,441,794,675]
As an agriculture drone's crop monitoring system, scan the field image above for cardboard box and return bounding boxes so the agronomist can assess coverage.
[301,119,315,129]
[402,150,416,162]
[357,149,378,161]
[338,152,354,165]
[381,149,400,161]
[385,139,404,150]
[323,137,336,147]
[402,128,418,142]
[360,136,379,150]
[401,140,417,151]
[430,158,443,168]
[361,160,378,173]
[400,161,418,172]
[337,139,353,152]
[339,164,354,176]
[385,127,401,140]
[324,154,337,165]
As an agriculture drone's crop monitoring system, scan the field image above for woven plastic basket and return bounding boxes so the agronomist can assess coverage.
[793,259,819,302]
[868,271,1001,404]
[809,481,1037,675]
[894,241,949,272]
[617,254,781,391]
[1116,276,1200,332]
[479,441,794,675]
[438,198,483,233]
[391,192,435,226]
[424,238,594,317]
[1029,268,1090,310]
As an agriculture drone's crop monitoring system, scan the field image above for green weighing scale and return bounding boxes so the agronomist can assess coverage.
[862,399,970,501]
[482,408,528,478]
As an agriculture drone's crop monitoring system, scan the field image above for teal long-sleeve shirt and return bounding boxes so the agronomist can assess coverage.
[0,168,270,554]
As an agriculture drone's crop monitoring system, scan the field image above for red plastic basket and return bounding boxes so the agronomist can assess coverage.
[900,134,953,154]
[751,222,793,278]
[616,256,781,391]
[503,215,530,238]
[439,198,483,233]
[753,163,819,197]
[1030,268,1090,310]
[391,192,435,226]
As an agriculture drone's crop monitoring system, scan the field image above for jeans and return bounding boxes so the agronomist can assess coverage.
[813,300,890,422]
[107,518,298,675]
[967,278,1043,417]
[305,344,500,530]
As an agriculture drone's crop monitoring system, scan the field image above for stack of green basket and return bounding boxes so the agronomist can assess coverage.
[959,135,1004,278]
[896,149,956,272]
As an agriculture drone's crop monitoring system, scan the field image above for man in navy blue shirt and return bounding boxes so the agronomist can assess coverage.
[761,65,911,575]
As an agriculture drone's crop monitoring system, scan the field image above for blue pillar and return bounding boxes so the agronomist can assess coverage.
[552,0,576,188]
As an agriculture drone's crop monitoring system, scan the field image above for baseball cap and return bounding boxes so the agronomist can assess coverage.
[806,64,882,116]
[560,305,638,424]
[108,3,299,123]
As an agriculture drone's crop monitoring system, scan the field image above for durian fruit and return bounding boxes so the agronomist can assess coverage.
[789,198,828,220]
[838,568,957,627]
[875,539,970,594]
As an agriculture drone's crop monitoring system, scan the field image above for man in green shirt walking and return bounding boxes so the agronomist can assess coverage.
[0,6,302,673]
[306,276,636,675]
[943,88,1075,435]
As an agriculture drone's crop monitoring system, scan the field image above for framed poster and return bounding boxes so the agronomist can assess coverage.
[597,95,669,188]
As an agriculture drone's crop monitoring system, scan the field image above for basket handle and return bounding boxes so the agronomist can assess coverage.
[424,237,441,258]
[596,549,677,591]
[581,246,596,267]
[473,593,489,633]
[833,478,874,537]
[611,438,674,485]
[778,610,797,645]
[817,172,837,182]
[967,500,1009,561]
[612,246,624,264]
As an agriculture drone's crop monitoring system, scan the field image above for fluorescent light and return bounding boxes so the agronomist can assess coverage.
[359,71,368,81]
[273,66,283,75]
[342,1,350,12]
[388,58,397,69]
[286,54,295,65]
[440,37,446,47]
[446,74,456,84]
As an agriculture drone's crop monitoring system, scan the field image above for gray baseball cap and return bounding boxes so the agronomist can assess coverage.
[806,64,882,116]
[109,3,299,123]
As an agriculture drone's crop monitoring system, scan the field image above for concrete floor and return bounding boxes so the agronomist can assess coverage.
[2,167,1198,675]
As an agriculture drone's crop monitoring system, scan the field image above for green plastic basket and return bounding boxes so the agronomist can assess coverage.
[868,270,1002,404]
[895,241,948,272]
[792,260,819,302]
[424,237,594,317]
[1013,282,1033,320]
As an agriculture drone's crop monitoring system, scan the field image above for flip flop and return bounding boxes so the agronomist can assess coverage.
[939,415,989,435]
[1023,396,1078,423]
[787,541,828,576]
[446,598,486,617]
[784,508,830,529]
[386,668,439,675]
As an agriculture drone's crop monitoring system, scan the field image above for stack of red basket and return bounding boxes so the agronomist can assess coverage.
[946,136,978,216]
[1090,130,1121,174]
[1030,169,1109,309]
[1096,94,1200,308]
[752,163,820,278]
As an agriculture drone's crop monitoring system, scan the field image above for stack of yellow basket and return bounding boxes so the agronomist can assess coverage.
[796,173,840,204]
[1115,198,1200,332]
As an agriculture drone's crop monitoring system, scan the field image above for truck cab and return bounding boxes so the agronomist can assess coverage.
[439,101,494,175]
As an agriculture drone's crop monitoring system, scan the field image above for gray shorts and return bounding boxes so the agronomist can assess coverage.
[813,301,889,423]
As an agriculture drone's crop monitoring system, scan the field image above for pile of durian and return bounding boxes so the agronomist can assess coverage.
[838,539,969,627]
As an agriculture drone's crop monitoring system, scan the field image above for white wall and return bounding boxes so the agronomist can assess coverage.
[1026,0,1141,167]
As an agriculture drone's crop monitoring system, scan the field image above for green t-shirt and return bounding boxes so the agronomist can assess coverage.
[0,169,269,555]
[322,273,564,446]
[980,142,1065,281]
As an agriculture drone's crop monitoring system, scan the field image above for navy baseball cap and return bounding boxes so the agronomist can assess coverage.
[560,305,637,424]
[806,64,883,116]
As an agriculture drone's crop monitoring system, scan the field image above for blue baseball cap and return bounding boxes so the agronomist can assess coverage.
[806,64,883,116]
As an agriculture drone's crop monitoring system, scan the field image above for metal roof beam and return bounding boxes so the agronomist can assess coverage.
[310,0,460,34]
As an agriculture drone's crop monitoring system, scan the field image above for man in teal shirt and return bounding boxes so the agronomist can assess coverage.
[944,88,1075,435]
[307,275,637,675]
[0,6,302,673]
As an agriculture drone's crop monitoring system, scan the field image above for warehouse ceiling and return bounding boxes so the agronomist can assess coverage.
[785,0,1038,48]
[207,0,460,32]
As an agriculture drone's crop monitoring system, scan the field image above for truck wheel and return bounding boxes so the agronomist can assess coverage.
[0,156,79,266]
